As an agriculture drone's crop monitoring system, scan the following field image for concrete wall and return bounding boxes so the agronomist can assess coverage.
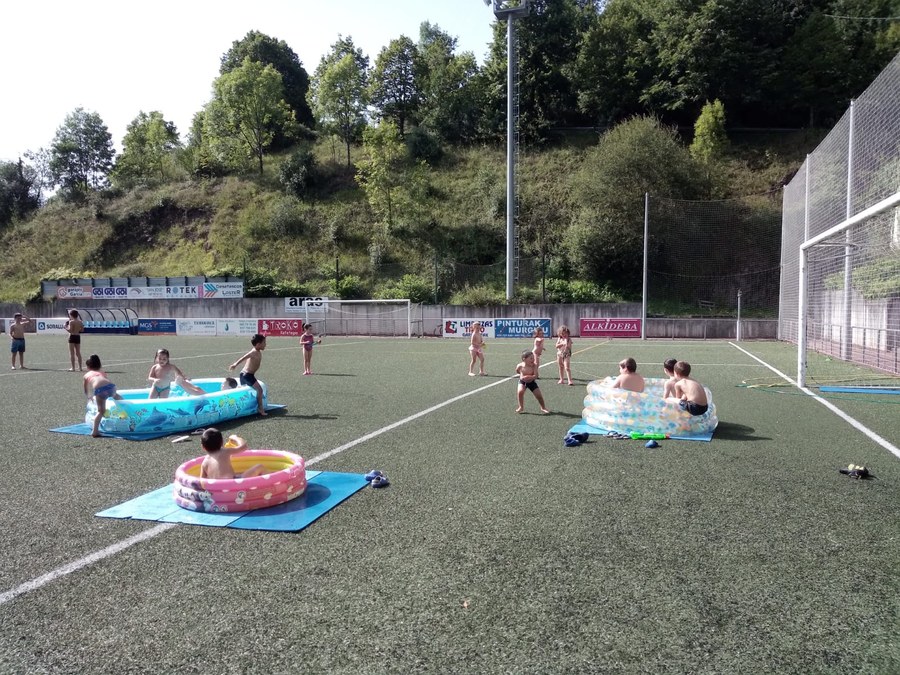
[1,298,776,339]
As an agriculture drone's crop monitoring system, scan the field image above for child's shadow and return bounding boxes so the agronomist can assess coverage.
[713,421,770,441]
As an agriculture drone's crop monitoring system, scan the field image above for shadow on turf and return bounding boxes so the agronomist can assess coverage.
[713,421,770,441]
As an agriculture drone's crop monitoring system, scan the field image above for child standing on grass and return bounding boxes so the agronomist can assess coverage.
[65,309,84,371]
[200,429,264,479]
[299,323,322,375]
[147,348,204,397]
[229,334,267,416]
[9,312,30,370]
[83,354,123,437]
[515,350,549,414]
[669,360,709,416]
[468,321,486,377]
[555,325,573,385]
[532,326,545,373]
[662,358,678,398]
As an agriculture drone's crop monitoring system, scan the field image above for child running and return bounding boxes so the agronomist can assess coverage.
[147,348,204,398]
[468,321,486,377]
[669,360,709,416]
[299,323,322,375]
[9,312,31,370]
[200,429,264,480]
[515,350,549,414]
[532,327,545,373]
[555,325,573,385]
[83,354,123,437]
[229,334,267,415]
[65,309,84,371]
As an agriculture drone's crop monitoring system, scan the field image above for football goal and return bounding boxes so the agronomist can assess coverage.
[293,299,418,338]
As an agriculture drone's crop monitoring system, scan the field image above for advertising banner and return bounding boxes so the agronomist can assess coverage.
[200,282,244,299]
[127,287,168,300]
[494,318,552,338]
[442,318,496,339]
[36,318,70,335]
[284,297,329,313]
[55,286,92,299]
[216,319,259,337]
[175,319,217,336]
[92,287,129,299]
[138,318,177,335]
[580,318,642,338]
[258,318,305,337]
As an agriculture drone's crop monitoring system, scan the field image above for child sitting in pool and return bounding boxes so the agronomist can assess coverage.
[148,349,204,397]
[611,357,645,393]
[221,377,238,390]
[669,360,709,416]
[200,429,265,480]
[662,358,678,398]
[83,354,123,437]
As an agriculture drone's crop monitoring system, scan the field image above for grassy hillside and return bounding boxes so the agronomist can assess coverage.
[0,129,821,304]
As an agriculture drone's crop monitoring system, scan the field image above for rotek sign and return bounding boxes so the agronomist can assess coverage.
[580,318,642,338]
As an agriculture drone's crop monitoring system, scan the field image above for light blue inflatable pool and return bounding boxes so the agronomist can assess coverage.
[86,378,269,436]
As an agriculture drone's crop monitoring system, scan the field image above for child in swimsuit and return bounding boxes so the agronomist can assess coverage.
[555,325,573,385]
[65,309,84,371]
[669,361,709,416]
[299,323,322,375]
[229,334,267,415]
[467,322,486,377]
[662,358,678,399]
[147,348,204,397]
[200,429,264,480]
[83,354,123,437]
[515,350,549,414]
[9,312,30,370]
[532,327,545,373]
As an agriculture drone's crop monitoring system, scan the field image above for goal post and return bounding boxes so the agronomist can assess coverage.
[296,299,416,338]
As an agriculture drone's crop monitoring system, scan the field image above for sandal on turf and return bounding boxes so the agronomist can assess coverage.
[571,432,589,443]
[371,475,390,488]
[606,431,629,440]
[564,437,581,448]
[364,470,384,482]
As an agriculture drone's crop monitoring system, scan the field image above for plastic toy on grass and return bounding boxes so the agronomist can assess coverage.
[86,377,271,437]
[583,377,717,438]
[173,449,306,512]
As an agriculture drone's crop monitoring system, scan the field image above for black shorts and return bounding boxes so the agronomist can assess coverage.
[679,400,708,416]
[519,379,538,392]
[240,371,258,387]
[68,334,81,344]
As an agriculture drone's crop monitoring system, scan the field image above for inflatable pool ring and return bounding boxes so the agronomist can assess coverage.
[173,449,306,513]
[86,377,269,436]
[582,377,717,437]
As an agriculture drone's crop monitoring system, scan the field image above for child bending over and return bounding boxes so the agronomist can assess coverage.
[669,360,709,416]
[83,354,123,437]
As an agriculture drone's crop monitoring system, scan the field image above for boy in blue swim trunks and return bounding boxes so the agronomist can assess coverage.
[83,354,123,437]
[229,334,267,416]
[9,312,30,370]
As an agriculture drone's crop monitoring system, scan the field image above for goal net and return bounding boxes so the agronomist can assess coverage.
[780,52,900,393]
[294,299,418,338]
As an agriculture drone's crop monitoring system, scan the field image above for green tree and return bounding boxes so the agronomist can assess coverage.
[0,159,41,227]
[355,121,429,230]
[690,99,728,163]
[565,116,705,291]
[48,107,115,198]
[112,111,181,185]
[370,36,421,136]
[308,36,370,167]
[221,31,314,145]
[206,57,295,174]
[416,22,483,143]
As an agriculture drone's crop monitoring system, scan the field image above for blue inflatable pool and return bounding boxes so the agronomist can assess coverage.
[85,378,269,436]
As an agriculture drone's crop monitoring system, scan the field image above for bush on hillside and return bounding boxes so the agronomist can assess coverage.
[449,284,504,306]
[279,149,317,198]
[375,274,433,304]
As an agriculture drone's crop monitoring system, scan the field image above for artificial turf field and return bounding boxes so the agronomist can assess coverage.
[0,335,897,674]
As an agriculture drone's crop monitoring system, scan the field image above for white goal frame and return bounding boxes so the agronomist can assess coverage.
[295,299,415,338]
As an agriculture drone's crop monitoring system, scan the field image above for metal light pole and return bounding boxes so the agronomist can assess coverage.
[485,0,530,300]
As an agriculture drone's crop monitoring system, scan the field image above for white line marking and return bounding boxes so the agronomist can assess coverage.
[729,342,900,460]
[0,524,176,607]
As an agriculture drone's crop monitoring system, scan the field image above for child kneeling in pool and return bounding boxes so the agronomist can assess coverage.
[200,429,265,480]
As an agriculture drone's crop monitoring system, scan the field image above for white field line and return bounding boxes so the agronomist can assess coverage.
[0,341,605,607]
[729,342,900,460]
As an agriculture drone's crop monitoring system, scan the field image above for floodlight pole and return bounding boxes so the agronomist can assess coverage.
[490,1,530,300]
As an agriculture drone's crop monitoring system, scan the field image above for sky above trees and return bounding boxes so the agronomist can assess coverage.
[0,0,495,162]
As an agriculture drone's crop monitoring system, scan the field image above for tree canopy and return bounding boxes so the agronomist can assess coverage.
[48,108,115,199]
